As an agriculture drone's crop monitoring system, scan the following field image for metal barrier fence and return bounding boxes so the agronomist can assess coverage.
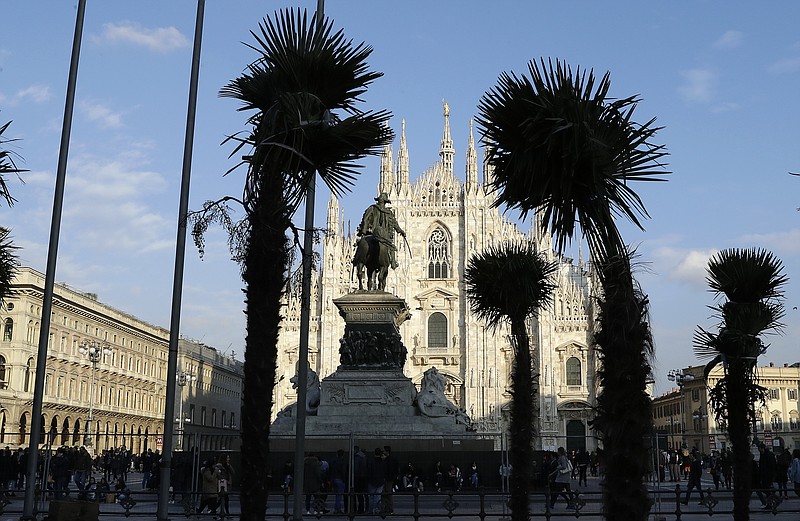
[1,477,799,519]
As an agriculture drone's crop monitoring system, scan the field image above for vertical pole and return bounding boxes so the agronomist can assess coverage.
[22,1,86,518]
[87,360,97,447]
[293,3,324,520]
[157,1,205,519]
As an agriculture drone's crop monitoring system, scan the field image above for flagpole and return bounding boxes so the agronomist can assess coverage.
[157,1,205,519]
[22,0,86,519]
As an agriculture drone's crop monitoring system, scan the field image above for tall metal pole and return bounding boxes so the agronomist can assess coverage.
[87,360,97,446]
[292,3,324,520]
[158,2,205,519]
[22,1,86,518]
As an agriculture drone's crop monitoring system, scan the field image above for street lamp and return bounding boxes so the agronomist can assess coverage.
[175,369,196,450]
[693,407,709,454]
[79,340,112,449]
[667,369,694,449]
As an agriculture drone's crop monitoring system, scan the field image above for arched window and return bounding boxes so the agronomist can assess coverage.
[0,355,6,389]
[566,357,582,386]
[427,227,451,278]
[428,312,448,349]
[2,318,12,341]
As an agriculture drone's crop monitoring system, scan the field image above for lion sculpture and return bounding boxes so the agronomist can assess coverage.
[415,367,473,428]
[288,367,321,416]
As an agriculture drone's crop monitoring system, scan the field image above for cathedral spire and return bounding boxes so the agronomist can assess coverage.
[397,119,410,190]
[326,192,340,235]
[379,126,395,195]
[439,100,455,176]
[465,119,478,191]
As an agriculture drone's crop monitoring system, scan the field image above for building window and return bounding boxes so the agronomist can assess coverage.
[771,414,783,431]
[427,312,447,349]
[212,408,217,427]
[427,227,451,278]
[691,389,700,401]
[565,357,581,386]
[788,389,797,401]
[0,355,6,389]
[201,406,207,426]
[769,388,779,400]
[3,318,12,341]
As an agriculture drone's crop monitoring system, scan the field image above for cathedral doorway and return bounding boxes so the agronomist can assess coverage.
[566,419,586,453]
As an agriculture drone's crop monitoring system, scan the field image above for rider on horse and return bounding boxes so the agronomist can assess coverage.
[356,192,405,270]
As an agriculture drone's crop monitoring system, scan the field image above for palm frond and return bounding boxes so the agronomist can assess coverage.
[476,58,669,260]
[706,248,788,303]
[464,241,558,328]
[0,227,20,303]
[0,119,28,207]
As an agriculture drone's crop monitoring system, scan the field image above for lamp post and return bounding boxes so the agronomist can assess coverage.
[667,369,694,449]
[79,340,112,449]
[175,369,196,450]
[693,407,709,455]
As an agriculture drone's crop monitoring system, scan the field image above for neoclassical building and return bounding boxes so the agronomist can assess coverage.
[0,267,243,452]
[653,363,800,454]
[274,104,598,452]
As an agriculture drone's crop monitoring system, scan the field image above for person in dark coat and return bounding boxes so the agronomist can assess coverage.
[353,446,367,514]
[366,448,387,514]
[330,450,348,514]
[756,444,777,507]
[303,453,322,515]
[681,451,704,505]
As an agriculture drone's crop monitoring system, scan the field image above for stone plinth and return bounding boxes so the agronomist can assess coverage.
[272,291,475,436]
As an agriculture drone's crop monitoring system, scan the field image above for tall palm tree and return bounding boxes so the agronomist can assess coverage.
[465,241,557,521]
[694,248,787,521]
[192,9,391,520]
[477,58,668,521]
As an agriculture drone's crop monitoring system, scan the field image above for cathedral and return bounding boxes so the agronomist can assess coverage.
[274,103,598,452]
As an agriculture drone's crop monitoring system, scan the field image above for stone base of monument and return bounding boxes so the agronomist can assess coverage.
[271,291,476,437]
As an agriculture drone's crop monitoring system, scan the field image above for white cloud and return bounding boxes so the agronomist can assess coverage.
[767,56,800,74]
[650,246,717,288]
[671,249,716,286]
[678,68,715,103]
[97,22,189,53]
[80,101,123,129]
[738,229,800,255]
[58,155,173,254]
[16,84,51,103]
[714,30,743,49]
[710,101,740,113]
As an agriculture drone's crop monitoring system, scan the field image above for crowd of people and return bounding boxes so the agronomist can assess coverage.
[0,444,237,517]
[280,446,484,516]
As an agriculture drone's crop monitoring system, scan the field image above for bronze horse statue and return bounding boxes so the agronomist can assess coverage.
[352,234,390,291]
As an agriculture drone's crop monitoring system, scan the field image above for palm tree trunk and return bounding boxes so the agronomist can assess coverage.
[594,258,653,521]
[240,186,290,521]
[727,362,754,521]
[508,319,534,521]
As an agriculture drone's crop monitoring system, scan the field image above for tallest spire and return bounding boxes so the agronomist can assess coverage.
[439,99,455,175]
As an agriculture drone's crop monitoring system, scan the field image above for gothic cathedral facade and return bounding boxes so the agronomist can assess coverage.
[274,104,598,452]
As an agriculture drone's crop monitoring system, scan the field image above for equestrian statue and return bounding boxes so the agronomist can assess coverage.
[352,192,406,291]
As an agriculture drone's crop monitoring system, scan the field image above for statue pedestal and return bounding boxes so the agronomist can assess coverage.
[272,291,475,436]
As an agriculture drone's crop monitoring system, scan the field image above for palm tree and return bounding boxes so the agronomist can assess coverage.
[694,248,787,521]
[192,9,391,520]
[465,241,557,521]
[0,118,24,303]
[477,58,668,521]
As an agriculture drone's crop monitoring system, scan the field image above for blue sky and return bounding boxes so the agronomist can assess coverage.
[2,1,799,393]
